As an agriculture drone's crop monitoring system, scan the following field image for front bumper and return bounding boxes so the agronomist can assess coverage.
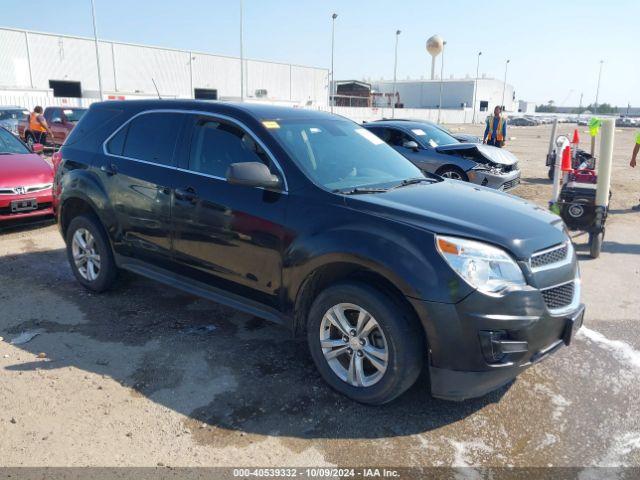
[409,285,584,401]
[469,169,521,191]
[0,189,54,222]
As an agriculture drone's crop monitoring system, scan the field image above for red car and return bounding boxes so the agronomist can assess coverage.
[0,127,53,223]
[18,106,87,148]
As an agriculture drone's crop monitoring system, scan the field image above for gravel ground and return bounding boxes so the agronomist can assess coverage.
[0,124,639,470]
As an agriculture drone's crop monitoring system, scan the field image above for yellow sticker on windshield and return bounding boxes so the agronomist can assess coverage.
[262,120,280,129]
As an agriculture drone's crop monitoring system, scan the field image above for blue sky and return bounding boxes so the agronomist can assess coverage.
[3,0,639,106]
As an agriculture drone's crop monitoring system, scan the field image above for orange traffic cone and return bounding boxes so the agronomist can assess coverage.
[561,146,572,172]
[572,129,580,145]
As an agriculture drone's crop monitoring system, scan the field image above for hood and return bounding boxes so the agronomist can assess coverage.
[435,143,518,166]
[346,180,565,259]
[0,153,53,186]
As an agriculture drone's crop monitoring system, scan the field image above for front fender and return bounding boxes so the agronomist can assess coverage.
[283,222,472,306]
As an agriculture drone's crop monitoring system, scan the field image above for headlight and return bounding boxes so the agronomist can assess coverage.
[436,235,526,293]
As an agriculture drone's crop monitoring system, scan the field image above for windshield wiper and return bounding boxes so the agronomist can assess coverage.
[390,177,436,190]
[334,187,389,195]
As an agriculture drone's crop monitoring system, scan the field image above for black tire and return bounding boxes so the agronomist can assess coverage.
[25,132,35,148]
[436,165,469,182]
[589,231,603,259]
[65,213,118,292]
[307,281,425,405]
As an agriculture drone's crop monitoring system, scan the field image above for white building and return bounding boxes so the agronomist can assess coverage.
[0,27,328,108]
[370,77,517,114]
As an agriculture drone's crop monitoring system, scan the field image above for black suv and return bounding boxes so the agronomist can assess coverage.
[54,100,584,405]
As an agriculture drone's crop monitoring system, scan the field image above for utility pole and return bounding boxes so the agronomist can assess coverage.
[594,60,604,114]
[391,30,401,118]
[90,0,103,100]
[330,13,338,113]
[240,0,244,102]
[500,59,510,111]
[578,92,584,121]
[437,41,446,123]
[472,51,481,124]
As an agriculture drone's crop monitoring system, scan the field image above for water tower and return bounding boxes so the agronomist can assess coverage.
[426,35,444,80]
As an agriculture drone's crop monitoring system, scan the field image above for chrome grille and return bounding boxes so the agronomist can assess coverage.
[0,183,52,195]
[541,282,575,310]
[501,177,520,191]
[530,243,569,270]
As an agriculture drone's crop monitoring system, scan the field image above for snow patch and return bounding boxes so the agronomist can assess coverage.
[533,384,571,421]
[578,327,640,370]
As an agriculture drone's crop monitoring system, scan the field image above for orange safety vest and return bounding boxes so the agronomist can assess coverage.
[486,115,504,142]
[29,113,47,132]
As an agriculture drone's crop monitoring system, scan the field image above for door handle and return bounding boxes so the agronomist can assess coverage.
[175,186,198,203]
[100,163,117,176]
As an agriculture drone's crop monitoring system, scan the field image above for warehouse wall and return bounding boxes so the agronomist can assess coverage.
[0,27,328,106]
[371,78,516,113]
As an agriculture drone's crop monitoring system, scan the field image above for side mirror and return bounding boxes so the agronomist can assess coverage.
[403,140,419,151]
[226,162,282,190]
[32,143,44,154]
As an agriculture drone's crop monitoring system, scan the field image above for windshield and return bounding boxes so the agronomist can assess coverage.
[63,109,87,122]
[410,123,458,148]
[0,127,30,154]
[0,109,29,121]
[268,118,422,191]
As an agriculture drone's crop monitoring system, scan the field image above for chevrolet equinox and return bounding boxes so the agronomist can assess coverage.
[54,100,585,405]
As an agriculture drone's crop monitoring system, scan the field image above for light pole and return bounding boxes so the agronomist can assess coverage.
[472,51,481,124]
[240,0,244,102]
[90,0,103,101]
[392,29,401,118]
[330,13,338,113]
[594,60,604,114]
[437,40,446,123]
[500,59,510,111]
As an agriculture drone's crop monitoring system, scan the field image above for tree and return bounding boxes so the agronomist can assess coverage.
[536,100,557,113]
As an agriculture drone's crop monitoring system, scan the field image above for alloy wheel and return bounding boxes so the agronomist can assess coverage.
[319,303,389,387]
[441,170,462,180]
[71,228,101,281]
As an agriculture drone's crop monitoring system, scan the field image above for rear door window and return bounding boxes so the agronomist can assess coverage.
[122,112,183,166]
[187,117,270,178]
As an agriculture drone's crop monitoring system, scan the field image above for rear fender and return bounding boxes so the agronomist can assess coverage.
[57,168,117,242]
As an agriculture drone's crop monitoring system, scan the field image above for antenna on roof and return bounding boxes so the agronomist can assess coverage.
[151,78,162,99]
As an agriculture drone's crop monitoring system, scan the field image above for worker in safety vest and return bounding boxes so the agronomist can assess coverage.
[631,132,640,210]
[29,106,52,145]
[483,106,507,148]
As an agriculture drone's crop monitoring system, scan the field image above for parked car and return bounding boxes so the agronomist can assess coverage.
[0,105,29,137]
[616,117,637,127]
[55,100,584,404]
[364,120,521,191]
[510,117,538,126]
[0,127,53,223]
[19,106,87,148]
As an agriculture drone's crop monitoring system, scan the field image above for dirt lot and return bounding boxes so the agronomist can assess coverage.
[1,124,639,470]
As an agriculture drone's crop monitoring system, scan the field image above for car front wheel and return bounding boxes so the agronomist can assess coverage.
[437,166,468,181]
[307,282,424,405]
[65,214,117,292]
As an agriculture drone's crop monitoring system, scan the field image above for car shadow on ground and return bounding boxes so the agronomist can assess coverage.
[0,216,55,234]
[1,248,510,441]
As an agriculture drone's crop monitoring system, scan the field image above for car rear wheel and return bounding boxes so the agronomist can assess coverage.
[437,166,468,181]
[65,214,117,292]
[307,282,424,405]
